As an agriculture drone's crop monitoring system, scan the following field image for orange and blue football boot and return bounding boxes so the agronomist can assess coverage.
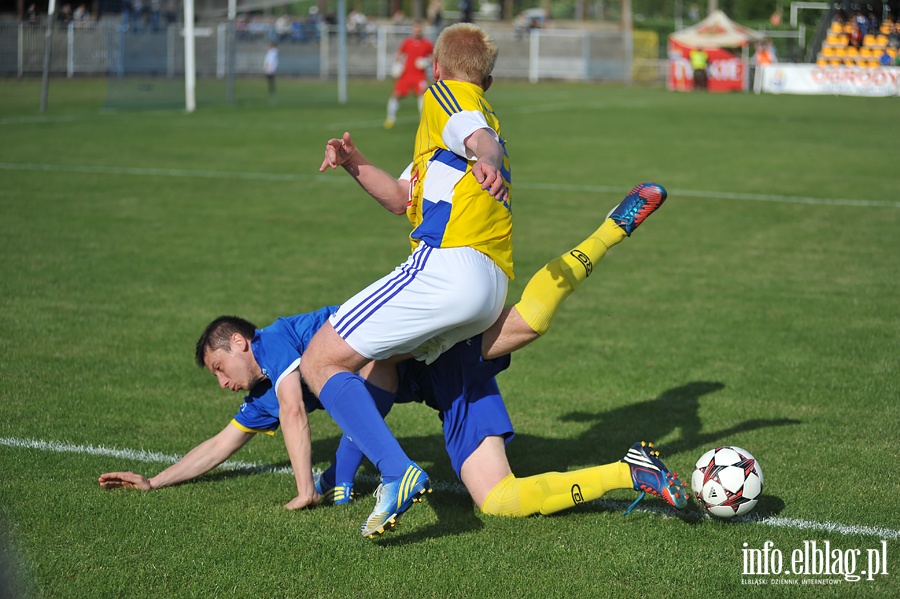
[607,183,668,236]
[621,441,689,513]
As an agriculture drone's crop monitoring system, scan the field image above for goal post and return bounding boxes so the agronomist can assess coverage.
[184,0,195,112]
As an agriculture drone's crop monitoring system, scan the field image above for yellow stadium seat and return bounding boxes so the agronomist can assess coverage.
[816,58,828,67]
[829,59,842,67]
[843,23,854,34]
[869,60,880,68]
[860,47,872,58]
[889,48,898,58]
[821,46,835,57]
[844,58,856,66]
[863,34,876,47]
[826,33,840,44]
[845,46,858,57]
[876,34,889,47]
[831,21,843,33]
[834,46,847,57]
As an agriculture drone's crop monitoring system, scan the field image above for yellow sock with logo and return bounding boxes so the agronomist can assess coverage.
[514,219,627,336]
[481,462,634,517]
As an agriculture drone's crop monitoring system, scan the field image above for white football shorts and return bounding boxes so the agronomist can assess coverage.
[330,244,508,364]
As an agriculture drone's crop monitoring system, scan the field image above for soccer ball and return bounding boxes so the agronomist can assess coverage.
[691,446,764,518]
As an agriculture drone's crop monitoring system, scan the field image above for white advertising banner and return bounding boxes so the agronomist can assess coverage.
[758,65,900,97]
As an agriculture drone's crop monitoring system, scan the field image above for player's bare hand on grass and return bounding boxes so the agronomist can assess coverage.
[319,132,357,171]
[284,491,321,510]
[98,471,152,491]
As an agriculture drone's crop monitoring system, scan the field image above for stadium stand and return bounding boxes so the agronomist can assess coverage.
[814,2,900,67]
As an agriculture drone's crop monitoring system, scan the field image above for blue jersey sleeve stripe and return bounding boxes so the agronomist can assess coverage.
[230,419,276,436]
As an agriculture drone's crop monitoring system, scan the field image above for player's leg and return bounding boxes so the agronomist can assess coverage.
[305,246,504,536]
[385,81,407,128]
[385,95,400,128]
[299,324,423,523]
[481,182,667,360]
[315,376,398,506]
[477,441,688,517]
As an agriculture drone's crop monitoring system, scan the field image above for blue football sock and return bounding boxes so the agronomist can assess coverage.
[318,372,409,482]
[328,382,398,484]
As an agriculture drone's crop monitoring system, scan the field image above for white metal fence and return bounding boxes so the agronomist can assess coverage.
[1,19,662,84]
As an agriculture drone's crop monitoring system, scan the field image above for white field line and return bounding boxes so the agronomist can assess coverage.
[1,162,898,209]
[3,435,898,540]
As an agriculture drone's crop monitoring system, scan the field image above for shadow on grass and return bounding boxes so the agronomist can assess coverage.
[452,381,799,480]
[192,381,798,541]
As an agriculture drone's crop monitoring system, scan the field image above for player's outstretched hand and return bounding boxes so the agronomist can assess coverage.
[98,471,152,491]
[319,131,357,172]
[284,491,321,510]
[472,161,509,204]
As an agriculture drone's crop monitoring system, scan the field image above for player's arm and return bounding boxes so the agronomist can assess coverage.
[98,424,255,490]
[319,131,410,214]
[276,369,320,510]
[465,128,508,203]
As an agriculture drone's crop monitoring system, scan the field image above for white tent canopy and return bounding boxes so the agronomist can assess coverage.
[670,9,764,49]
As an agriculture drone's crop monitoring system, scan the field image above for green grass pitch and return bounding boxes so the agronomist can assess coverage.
[0,77,898,597]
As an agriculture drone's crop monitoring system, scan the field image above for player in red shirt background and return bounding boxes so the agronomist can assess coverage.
[385,21,434,129]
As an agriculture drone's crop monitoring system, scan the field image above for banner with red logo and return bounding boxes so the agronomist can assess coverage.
[757,65,900,96]
[667,40,747,92]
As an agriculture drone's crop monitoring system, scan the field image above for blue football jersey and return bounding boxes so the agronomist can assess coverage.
[230,306,336,434]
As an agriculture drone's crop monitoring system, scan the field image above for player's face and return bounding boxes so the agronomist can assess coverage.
[204,342,260,392]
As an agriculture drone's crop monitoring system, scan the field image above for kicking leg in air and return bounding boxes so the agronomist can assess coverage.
[483,182,667,359]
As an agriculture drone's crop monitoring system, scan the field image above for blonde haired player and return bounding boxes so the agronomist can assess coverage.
[302,22,513,539]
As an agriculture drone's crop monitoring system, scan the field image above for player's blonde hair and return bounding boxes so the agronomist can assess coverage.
[433,23,498,87]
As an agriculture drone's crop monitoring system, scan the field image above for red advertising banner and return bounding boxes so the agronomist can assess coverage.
[668,40,747,92]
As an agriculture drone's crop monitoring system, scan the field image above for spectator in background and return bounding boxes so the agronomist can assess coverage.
[275,13,292,42]
[880,46,894,65]
[889,23,900,49]
[427,0,444,38]
[459,0,473,23]
[688,3,700,22]
[689,47,708,91]
[347,8,367,43]
[263,42,278,95]
[26,3,38,23]
[73,3,89,26]
[149,0,161,31]
[848,21,863,48]
[854,11,870,35]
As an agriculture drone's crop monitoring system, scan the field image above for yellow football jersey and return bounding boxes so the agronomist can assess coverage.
[407,79,513,279]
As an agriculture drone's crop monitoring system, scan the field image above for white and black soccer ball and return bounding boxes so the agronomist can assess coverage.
[691,446,763,518]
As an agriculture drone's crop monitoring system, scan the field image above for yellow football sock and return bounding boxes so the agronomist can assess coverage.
[514,219,627,335]
[481,462,634,517]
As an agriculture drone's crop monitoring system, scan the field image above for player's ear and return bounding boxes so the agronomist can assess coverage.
[482,75,493,92]
[231,332,248,352]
